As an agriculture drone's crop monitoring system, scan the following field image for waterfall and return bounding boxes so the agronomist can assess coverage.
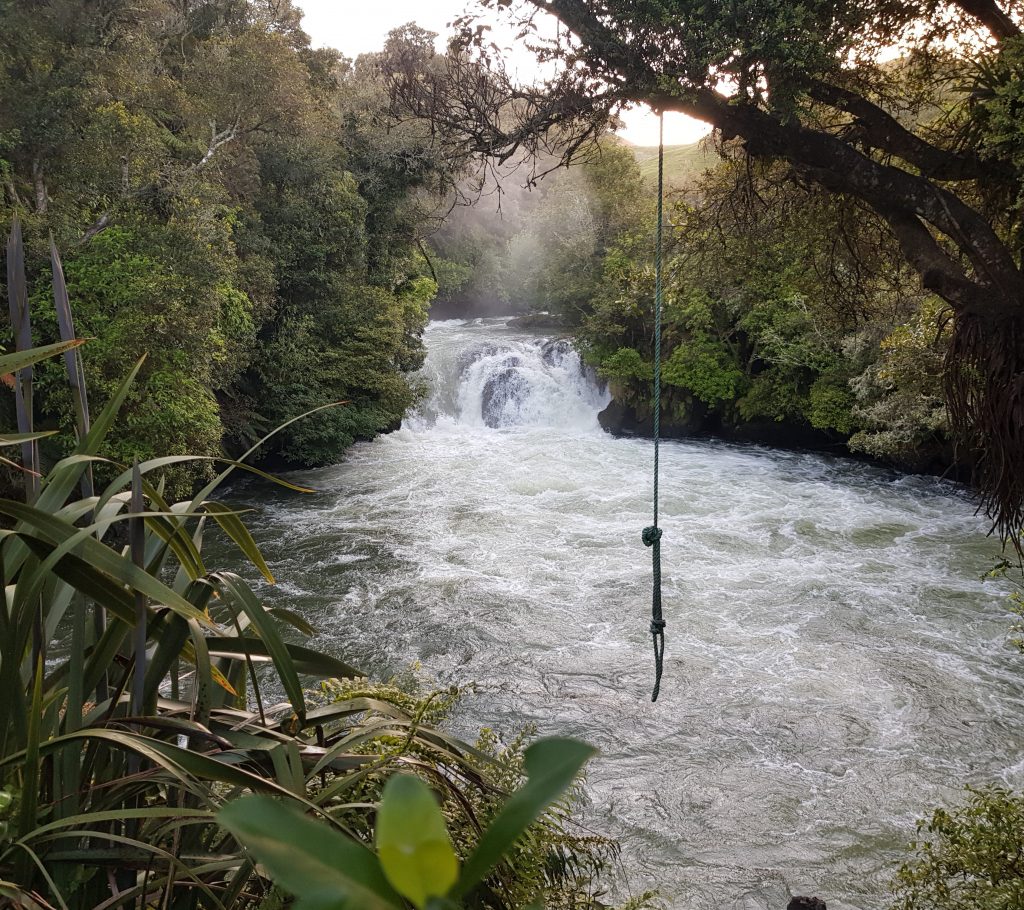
[408,322,609,430]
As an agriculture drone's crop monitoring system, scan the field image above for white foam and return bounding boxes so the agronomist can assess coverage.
[240,318,1021,910]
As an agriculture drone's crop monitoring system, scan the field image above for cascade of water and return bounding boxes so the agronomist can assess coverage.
[408,322,609,430]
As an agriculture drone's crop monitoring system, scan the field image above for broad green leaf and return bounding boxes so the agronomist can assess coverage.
[453,738,596,897]
[376,774,458,909]
[217,795,403,910]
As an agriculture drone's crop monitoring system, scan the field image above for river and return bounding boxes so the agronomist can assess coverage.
[234,317,1024,910]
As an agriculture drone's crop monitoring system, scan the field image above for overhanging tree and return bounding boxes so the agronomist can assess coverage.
[387,0,1024,541]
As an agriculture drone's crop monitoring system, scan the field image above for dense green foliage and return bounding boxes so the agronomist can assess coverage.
[219,732,613,910]
[396,0,1024,534]
[315,678,623,910]
[891,787,1024,910]
[0,0,442,490]
[436,137,955,472]
[580,153,954,470]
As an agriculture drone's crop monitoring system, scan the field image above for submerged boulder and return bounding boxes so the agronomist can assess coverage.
[506,312,567,330]
[481,365,528,427]
[540,338,572,366]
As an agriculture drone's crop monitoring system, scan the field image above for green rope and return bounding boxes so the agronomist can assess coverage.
[642,112,666,703]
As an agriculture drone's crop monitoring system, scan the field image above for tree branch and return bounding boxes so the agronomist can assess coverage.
[805,80,1004,183]
[196,120,240,170]
[77,120,243,244]
[872,205,989,312]
[518,0,1024,313]
[949,0,1020,40]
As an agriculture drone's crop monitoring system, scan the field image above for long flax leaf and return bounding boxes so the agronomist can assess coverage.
[208,572,305,720]
[58,592,85,821]
[30,356,145,524]
[189,401,344,511]
[0,502,218,628]
[142,614,191,715]
[15,656,44,885]
[7,843,68,910]
[5,217,38,502]
[47,238,102,724]
[201,502,274,584]
[28,829,223,908]
[130,463,146,717]
[49,238,92,456]
[0,431,56,447]
[80,622,129,711]
[0,360,146,608]
[0,339,85,376]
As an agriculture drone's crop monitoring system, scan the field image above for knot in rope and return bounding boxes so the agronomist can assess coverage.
[641,525,662,547]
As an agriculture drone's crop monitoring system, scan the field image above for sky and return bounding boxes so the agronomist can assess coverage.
[294,0,712,146]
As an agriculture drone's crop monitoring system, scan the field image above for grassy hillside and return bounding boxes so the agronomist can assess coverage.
[630,140,715,187]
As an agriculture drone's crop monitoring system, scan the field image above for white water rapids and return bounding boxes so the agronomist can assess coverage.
[235,318,1024,910]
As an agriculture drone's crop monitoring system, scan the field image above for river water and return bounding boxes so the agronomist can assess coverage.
[236,318,1024,910]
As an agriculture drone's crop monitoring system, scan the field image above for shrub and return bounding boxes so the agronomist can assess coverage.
[891,787,1024,910]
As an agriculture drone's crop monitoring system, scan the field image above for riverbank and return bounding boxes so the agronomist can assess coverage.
[596,396,967,483]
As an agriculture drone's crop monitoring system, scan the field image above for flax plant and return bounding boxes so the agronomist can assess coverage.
[0,223,612,910]
[0,224,493,909]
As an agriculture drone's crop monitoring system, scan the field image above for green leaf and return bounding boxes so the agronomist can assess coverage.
[21,355,143,533]
[0,501,216,629]
[187,401,344,512]
[0,879,51,910]
[0,339,86,377]
[453,738,596,897]
[267,606,317,637]
[203,502,274,583]
[217,795,403,910]
[50,235,92,457]
[204,638,362,680]
[208,572,305,718]
[0,432,56,448]
[376,774,458,909]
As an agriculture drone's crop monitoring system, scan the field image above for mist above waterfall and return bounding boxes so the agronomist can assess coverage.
[426,142,640,319]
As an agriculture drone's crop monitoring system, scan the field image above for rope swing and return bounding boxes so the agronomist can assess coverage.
[643,112,667,703]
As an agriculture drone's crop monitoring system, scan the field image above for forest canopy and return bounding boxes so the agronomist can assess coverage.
[0,0,450,491]
[390,0,1024,541]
